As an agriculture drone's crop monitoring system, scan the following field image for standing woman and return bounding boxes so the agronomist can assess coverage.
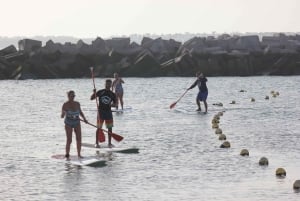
[61,90,87,159]
[112,73,125,110]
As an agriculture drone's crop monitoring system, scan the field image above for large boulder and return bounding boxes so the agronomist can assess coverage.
[123,50,162,77]
[0,45,17,56]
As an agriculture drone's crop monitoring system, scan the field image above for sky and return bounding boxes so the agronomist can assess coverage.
[1,0,299,38]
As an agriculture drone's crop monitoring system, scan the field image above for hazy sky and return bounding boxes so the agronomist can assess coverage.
[1,0,299,38]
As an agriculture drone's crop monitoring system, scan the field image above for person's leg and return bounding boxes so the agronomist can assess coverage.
[119,92,124,110]
[115,93,120,110]
[74,124,82,158]
[65,125,72,159]
[196,99,201,111]
[95,117,104,147]
[196,93,201,111]
[108,128,112,147]
[105,118,114,147]
[203,91,208,113]
[204,100,208,113]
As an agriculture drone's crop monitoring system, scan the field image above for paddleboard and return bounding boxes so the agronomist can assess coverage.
[51,154,107,167]
[81,143,139,154]
[174,107,223,114]
[174,108,207,115]
[111,106,132,113]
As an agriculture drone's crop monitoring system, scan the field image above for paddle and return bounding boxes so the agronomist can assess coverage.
[80,119,124,142]
[170,89,189,109]
[90,67,105,142]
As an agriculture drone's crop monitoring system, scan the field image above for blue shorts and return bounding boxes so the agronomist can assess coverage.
[65,118,80,128]
[97,110,113,128]
[197,91,208,101]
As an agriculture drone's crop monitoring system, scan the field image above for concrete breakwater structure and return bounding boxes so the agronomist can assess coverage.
[1,33,300,79]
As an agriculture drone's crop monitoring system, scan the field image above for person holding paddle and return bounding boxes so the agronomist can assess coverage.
[188,72,208,113]
[91,79,117,148]
[61,90,87,159]
[112,73,125,110]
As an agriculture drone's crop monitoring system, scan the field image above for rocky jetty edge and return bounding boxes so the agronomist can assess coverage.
[1,33,300,79]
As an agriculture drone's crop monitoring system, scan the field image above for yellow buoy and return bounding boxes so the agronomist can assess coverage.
[212,123,219,129]
[220,141,230,148]
[276,168,286,177]
[215,128,222,134]
[293,180,300,189]
[240,149,249,156]
[230,100,236,104]
[218,134,226,140]
[212,119,219,124]
[259,157,269,166]
[213,115,220,120]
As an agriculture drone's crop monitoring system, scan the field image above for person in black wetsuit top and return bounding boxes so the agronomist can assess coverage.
[90,79,117,148]
[188,72,208,113]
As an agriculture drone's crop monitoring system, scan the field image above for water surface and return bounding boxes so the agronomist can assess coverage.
[0,76,299,200]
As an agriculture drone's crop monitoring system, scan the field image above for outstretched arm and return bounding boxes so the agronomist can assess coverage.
[188,80,198,90]
[61,104,66,118]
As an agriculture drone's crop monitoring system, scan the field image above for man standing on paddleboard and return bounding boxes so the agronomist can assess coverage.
[91,79,117,148]
[188,72,208,113]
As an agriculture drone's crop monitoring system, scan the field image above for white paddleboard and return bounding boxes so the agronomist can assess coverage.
[174,108,207,114]
[51,154,107,167]
[111,106,132,113]
[81,143,139,154]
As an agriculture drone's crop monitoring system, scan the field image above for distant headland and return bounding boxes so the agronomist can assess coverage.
[0,33,300,79]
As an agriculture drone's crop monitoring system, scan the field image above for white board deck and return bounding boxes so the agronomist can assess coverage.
[174,108,208,114]
[81,143,139,154]
[51,154,107,167]
[111,106,132,113]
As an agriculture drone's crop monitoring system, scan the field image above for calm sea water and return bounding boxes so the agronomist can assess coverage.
[0,76,299,201]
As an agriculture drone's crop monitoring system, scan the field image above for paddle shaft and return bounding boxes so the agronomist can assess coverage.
[90,67,100,113]
[170,89,189,109]
[80,119,123,141]
[90,67,106,142]
[176,89,188,104]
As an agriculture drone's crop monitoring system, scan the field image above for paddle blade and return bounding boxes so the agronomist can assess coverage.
[110,132,124,142]
[170,102,177,109]
[97,129,105,142]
